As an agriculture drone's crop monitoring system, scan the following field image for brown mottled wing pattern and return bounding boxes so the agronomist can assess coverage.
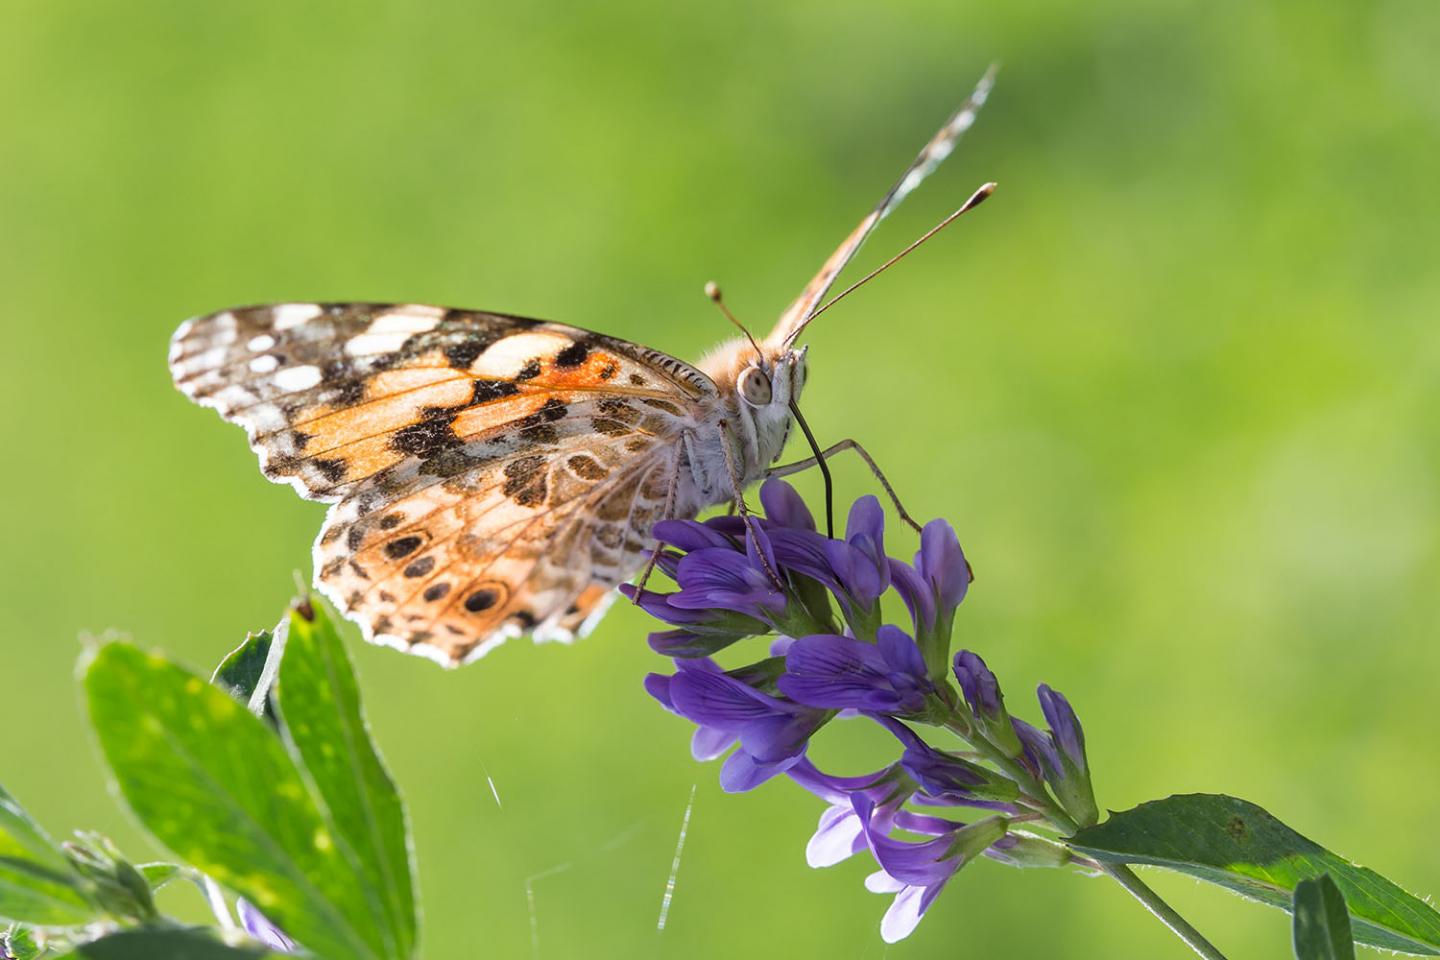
[170,302,715,665]
[765,65,996,351]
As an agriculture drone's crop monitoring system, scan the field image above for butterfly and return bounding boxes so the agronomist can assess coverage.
[169,69,996,667]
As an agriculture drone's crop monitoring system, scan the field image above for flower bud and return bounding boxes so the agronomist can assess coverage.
[1036,684,1098,827]
[953,651,1023,757]
[986,831,1075,869]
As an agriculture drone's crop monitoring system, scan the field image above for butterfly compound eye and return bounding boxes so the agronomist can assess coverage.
[737,365,773,407]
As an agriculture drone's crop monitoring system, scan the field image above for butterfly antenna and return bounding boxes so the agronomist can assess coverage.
[806,181,996,323]
[705,282,764,357]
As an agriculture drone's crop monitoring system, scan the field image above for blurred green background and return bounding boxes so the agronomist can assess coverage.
[3,0,1438,956]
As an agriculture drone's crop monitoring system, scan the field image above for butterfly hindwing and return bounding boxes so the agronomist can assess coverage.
[315,430,678,664]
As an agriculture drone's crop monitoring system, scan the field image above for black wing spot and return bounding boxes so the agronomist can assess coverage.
[384,536,422,560]
[392,417,462,458]
[313,458,347,483]
[471,379,520,403]
[554,341,590,367]
[423,582,451,602]
[403,556,435,578]
[445,337,493,369]
[465,588,499,612]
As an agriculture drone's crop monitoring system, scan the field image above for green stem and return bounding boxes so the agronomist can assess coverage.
[939,712,1227,959]
[1098,863,1229,960]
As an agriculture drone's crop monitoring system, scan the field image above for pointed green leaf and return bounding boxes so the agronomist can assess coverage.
[55,927,280,958]
[275,602,416,960]
[1070,794,1440,954]
[1294,875,1356,960]
[211,632,278,723]
[84,642,385,960]
[0,786,98,927]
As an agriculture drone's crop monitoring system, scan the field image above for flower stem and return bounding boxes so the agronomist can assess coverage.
[940,712,1226,958]
[1098,862,1228,960]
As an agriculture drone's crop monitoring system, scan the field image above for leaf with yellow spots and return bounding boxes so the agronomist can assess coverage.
[276,602,416,960]
[84,641,411,959]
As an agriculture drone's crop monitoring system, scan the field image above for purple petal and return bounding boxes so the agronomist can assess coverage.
[879,885,927,944]
[877,624,927,679]
[917,519,970,611]
[1037,684,1087,772]
[760,479,816,531]
[865,869,906,894]
[719,749,798,792]
[785,757,897,805]
[237,899,296,952]
[889,559,935,630]
[653,519,737,552]
[644,672,676,712]
[953,650,1003,717]
[691,725,737,761]
[845,495,885,548]
[737,711,824,763]
[807,803,865,867]
[670,669,784,726]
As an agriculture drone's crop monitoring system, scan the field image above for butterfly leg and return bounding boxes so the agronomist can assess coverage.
[766,438,924,533]
[629,450,684,601]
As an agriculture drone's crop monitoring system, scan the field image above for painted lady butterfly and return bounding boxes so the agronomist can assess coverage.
[169,70,995,666]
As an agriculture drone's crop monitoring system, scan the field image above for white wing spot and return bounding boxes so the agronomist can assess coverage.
[274,365,322,391]
[472,331,573,377]
[273,304,323,331]
[368,307,443,336]
[247,334,276,352]
[249,355,279,374]
[345,332,410,357]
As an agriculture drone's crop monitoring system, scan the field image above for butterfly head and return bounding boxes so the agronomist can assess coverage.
[698,337,807,474]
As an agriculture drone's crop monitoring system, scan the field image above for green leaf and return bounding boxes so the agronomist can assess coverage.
[211,632,278,722]
[4,924,47,960]
[276,603,416,960]
[84,642,387,960]
[55,927,280,959]
[1069,794,1440,954]
[0,786,99,927]
[1294,874,1356,960]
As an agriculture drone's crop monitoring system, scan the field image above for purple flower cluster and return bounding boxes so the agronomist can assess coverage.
[628,480,1097,943]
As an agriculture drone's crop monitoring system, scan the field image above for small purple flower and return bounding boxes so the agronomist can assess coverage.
[237,898,297,952]
[784,759,909,867]
[822,496,892,613]
[625,517,788,623]
[890,519,971,675]
[852,797,1008,943]
[648,660,828,792]
[778,625,933,715]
